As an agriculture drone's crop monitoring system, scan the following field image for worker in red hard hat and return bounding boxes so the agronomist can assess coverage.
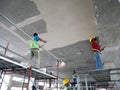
[89,37,105,70]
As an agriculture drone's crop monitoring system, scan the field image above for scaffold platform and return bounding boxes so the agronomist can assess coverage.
[0,54,56,79]
[79,67,120,87]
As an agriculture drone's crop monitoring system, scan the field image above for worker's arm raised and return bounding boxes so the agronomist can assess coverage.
[39,38,47,43]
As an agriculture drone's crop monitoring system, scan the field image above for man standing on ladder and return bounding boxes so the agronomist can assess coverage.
[29,33,47,69]
[89,37,105,70]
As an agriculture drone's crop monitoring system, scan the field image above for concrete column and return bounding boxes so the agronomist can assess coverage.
[7,75,13,90]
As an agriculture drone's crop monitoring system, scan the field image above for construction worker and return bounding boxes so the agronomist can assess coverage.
[72,70,77,87]
[29,33,47,69]
[63,78,70,90]
[89,37,104,70]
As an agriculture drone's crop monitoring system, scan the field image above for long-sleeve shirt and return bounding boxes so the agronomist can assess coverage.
[91,41,101,53]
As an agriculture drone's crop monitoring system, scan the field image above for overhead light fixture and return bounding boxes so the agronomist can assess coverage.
[59,61,65,68]
[56,60,65,68]
[118,0,120,3]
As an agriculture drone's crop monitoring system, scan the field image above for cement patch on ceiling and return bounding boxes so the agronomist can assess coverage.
[0,0,40,25]
[15,19,47,40]
[40,40,95,70]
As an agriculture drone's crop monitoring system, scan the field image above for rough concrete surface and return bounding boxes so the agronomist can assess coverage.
[0,0,40,24]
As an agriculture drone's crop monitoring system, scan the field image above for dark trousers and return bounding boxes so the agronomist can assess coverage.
[32,85,37,90]
[73,78,77,86]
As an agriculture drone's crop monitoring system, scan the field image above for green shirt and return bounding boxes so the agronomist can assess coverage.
[30,40,39,49]
[64,87,68,90]
[72,74,77,79]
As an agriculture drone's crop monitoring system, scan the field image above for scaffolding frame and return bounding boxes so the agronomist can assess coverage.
[0,11,65,90]
[0,39,58,90]
[78,68,120,90]
[0,54,56,90]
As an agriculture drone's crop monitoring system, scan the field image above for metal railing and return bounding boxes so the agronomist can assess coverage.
[0,11,62,62]
[0,45,28,60]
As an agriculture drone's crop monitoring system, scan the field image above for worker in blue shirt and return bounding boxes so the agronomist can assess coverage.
[29,33,47,69]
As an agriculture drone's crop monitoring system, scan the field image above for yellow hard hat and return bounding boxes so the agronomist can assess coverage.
[89,37,94,42]
[63,78,70,85]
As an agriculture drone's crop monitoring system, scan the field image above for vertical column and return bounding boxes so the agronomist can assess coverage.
[27,67,32,90]
[85,74,88,90]
[56,61,59,90]
[4,42,9,55]
[22,75,25,90]
[77,74,81,90]
[49,79,51,88]
[7,75,13,90]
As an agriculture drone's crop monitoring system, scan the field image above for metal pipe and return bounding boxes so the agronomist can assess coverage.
[49,79,52,88]
[76,74,81,90]
[0,11,33,40]
[7,75,13,90]
[22,70,26,90]
[27,67,32,90]
[0,45,27,60]
[85,74,88,90]
[56,61,59,90]
[4,42,9,55]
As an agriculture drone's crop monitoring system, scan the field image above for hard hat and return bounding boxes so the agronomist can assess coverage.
[89,37,94,42]
[63,78,70,85]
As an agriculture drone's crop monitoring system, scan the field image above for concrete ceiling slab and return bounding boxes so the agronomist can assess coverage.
[0,0,40,24]
[15,19,47,40]
[0,0,103,81]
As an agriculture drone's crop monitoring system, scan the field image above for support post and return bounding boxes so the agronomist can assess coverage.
[77,74,81,90]
[56,60,59,90]
[85,74,88,90]
[22,74,26,90]
[49,79,51,88]
[4,42,9,55]
[7,75,13,90]
[27,67,32,90]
